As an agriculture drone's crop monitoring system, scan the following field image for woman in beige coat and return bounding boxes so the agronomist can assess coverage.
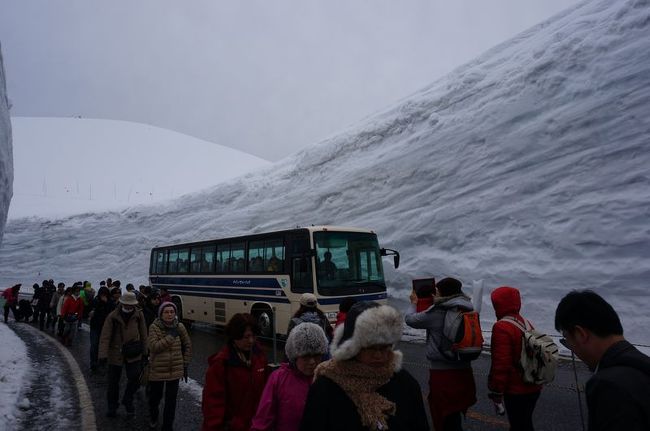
[147,301,192,430]
[98,291,148,418]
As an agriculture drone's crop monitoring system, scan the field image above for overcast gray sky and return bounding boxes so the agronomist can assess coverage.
[0,0,578,161]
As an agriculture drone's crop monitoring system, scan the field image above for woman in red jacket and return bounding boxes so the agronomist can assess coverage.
[202,313,268,431]
[488,286,542,431]
[60,284,85,346]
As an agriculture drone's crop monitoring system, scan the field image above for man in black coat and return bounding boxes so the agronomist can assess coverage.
[555,290,650,431]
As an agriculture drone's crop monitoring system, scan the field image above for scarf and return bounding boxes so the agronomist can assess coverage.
[314,352,401,430]
[233,346,252,367]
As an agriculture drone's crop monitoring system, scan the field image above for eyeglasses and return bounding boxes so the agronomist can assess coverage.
[559,330,572,350]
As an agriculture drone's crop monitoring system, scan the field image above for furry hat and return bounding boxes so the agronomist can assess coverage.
[285,322,328,362]
[330,301,403,361]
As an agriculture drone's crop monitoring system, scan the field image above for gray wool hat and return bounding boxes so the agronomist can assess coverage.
[285,322,328,362]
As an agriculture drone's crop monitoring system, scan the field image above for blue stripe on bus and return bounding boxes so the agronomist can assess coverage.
[150,276,283,291]
[152,284,284,297]
[317,293,388,304]
[161,288,291,304]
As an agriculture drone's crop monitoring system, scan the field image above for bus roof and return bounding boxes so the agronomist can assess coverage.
[150,225,377,250]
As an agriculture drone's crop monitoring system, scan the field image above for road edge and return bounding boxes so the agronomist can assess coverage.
[21,324,97,431]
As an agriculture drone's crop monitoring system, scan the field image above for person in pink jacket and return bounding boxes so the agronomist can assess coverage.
[251,322,328,431]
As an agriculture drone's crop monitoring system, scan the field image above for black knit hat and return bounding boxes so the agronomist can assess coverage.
[436,277,462,297]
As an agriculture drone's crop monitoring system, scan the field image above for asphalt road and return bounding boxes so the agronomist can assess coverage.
[9,318,591,430]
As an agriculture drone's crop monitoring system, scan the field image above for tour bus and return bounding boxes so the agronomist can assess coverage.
[149,225,399,337]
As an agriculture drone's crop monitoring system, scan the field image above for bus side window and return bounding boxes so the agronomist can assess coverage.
[190,248,202,273]
[201,247,216,273]
[249,241,265,272]
[265,239,284,272]
[216,244,229,273]
[168,250,179,273]
[178,249,189,273]
[230,242,246,273]
[155,250,167,274]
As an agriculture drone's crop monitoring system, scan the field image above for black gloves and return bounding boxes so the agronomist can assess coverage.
[166,327,179,338]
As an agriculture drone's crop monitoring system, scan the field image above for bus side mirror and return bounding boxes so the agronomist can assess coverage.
[380,248,400,269]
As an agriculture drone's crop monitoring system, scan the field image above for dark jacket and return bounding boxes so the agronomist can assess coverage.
[299,369,428,431]
[586,340,650,431]
[201,343,268,431]
[89,297,114,331]
[37,288,53,311]
[287,310,333,340]
[489,286,542,395]
[143,303,158,329]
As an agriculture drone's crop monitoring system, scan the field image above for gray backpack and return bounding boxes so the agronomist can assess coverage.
[500,317,559,385]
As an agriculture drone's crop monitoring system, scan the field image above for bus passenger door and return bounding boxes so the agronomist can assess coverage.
[287,233,314,294]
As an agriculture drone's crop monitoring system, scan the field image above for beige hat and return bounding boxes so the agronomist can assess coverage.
[119,291,139,306]
[300,293,318,307]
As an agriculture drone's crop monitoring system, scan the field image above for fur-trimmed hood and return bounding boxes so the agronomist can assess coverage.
[330,302,403,362]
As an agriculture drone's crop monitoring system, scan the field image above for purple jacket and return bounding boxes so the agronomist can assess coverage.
[250,363,312,431]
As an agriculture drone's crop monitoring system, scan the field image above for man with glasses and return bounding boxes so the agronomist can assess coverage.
[554,290,650,431]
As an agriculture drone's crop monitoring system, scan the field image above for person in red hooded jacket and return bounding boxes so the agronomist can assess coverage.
[202,313,268,431]
[2,284,21,323]
[488,286,542,431]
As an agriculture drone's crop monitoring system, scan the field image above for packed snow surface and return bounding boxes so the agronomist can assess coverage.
[9,117,271,219]
[0,324,29,428]
[0,44,13,243]
[1,0,650,344]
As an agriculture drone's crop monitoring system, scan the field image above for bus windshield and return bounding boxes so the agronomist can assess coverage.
[314,231,386,295]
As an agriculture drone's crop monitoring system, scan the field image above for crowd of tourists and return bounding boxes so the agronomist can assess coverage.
[3,276,649,431]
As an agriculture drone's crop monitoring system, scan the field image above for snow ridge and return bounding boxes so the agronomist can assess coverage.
[1,0,650,343]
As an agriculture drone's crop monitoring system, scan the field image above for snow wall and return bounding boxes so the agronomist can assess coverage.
[0,43,13,244]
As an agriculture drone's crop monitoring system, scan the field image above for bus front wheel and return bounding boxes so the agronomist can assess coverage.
[253,307,274,338]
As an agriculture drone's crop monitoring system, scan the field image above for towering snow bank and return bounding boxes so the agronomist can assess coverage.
[1,0,650,342]
[0,43,13,243]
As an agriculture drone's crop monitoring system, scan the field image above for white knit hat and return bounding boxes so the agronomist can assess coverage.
[285,322,328,362]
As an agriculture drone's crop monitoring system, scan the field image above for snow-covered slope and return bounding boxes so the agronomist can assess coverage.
[9,117,271,219]
[0,44,13,243]
[1,0,649,343]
